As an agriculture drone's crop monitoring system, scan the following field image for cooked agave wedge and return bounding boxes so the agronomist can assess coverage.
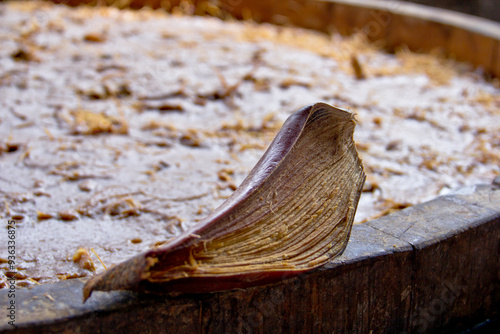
[83,102,365,301]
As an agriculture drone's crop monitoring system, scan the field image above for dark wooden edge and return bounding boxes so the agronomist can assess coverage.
[322,0,500,79]
[232,0,500,79]
[1,182,498,333]
[45,0,500,78]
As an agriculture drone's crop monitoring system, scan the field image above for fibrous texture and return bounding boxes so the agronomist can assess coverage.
[83,103,365,301]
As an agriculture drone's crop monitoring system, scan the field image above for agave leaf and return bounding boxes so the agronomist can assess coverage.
[83,102,365,301]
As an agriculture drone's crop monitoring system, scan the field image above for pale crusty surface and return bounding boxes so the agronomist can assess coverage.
[0,1,499,287]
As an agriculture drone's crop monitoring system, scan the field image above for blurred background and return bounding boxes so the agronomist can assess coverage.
[401,0,499,22]
[18,0,500,22]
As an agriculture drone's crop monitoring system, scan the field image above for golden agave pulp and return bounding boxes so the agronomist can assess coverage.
[83,103,365,301]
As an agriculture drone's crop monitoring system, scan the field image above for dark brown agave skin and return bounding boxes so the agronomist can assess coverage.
[83,103,366,301]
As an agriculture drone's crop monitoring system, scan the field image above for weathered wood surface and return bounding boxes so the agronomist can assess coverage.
[1,183,498,333]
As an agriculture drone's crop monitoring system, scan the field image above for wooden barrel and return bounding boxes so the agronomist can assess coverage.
[0,1,499,333]
[49,0,500,78]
